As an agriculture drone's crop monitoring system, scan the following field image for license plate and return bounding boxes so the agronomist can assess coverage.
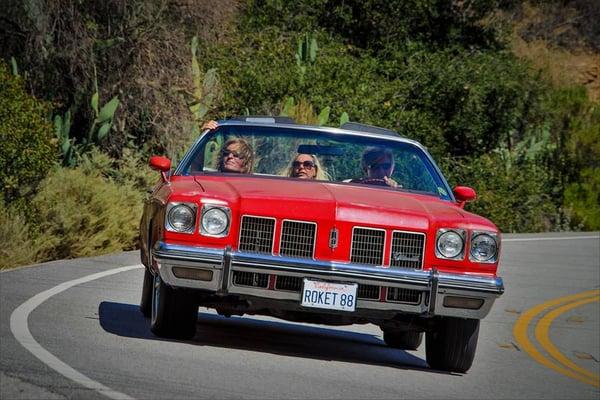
[301,279,358,312]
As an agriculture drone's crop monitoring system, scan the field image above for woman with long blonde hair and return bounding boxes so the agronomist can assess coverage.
[286,154,329,180]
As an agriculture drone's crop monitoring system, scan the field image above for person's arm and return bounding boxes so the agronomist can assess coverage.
[202,120,218,130]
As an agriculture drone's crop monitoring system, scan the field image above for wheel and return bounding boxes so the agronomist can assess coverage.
[150,273,198,339]
[383,329,423,350]
[425,317,480,373]
[140,267,153,318]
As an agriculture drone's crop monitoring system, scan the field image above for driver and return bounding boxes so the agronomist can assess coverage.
[351,147,399,188]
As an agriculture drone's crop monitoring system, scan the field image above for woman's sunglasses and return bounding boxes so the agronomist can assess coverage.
[292,160,315,170]
[223,150,243,159]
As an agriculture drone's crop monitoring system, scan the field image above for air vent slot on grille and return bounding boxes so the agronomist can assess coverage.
[274,276,302,292]
[386,287,422,304]
[239,216,275,254]
[351,227,385,265]
[390,231,425,269]
[357,284,380,300]
[232,271,269,288]
[280,220,316,258]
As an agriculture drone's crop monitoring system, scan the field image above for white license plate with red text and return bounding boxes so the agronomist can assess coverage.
[301,279,358,312]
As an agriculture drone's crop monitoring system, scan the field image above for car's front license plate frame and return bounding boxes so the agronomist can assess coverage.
[301,279,358,312]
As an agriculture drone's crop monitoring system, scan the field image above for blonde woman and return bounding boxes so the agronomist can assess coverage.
[286,154,329,180]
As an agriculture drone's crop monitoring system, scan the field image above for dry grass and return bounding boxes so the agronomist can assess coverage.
[507,2,599,102]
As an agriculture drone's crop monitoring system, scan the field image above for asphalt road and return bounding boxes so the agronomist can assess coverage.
[1,232,599,399]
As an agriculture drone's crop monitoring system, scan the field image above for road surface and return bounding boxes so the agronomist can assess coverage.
[1,232,598,399]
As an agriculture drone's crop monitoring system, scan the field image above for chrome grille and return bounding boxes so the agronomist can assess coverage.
[274,276,302,292]
[357,284,380,300]
[387,287,422,304]
[280,220,316,258]
[238,216,275,254]
[350,227,385,265]
[232,271,269,288]
[389,231,425,269]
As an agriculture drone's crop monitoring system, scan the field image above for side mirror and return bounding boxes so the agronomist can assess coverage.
[149,156,171,182]
[453,186,476,208]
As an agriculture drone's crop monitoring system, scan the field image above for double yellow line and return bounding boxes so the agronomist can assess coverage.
[513,290,600,388]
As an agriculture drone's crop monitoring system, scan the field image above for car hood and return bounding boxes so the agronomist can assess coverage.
[190,175,492,231]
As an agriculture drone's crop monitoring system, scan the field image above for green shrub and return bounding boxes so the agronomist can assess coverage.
[79,148,158,192]
[32,166,143,261]
[0,199,38,269]
[563,167,600,230]
[442,153,556,233]
[0,61,56,205]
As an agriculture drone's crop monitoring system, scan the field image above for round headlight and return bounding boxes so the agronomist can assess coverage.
[202,208,229,235]
[470,233,497,262]
[437,231,464,258]
[168,204,195,232]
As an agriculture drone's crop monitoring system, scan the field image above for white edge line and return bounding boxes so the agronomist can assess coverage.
[503,236,599,242]
[10,264,143,400]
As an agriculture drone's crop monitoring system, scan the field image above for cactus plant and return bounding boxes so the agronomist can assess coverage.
[54,110,75,166]
[189,36,219,124]
[88,70,119,144]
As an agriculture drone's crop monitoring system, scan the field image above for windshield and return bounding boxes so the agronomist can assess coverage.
[177,125,452,200]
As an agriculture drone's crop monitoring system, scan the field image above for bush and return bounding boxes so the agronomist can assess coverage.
[563,168,600,230]
[32,166,143,261]
[0,199,38,269]
[0,61,56,205]
[442,152,556,233]
[244,0,502,51]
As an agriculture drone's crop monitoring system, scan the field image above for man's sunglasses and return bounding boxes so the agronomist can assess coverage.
[223,150,243,159]
[292,160,315,170]
[368,162,392,170]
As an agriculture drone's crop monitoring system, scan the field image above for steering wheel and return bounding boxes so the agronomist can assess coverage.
[352,177,389,187]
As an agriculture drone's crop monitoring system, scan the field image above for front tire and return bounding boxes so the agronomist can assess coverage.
[383,329,423,350]
[425,317,480,373]
[150,273,198,339]
[140,267,153,318]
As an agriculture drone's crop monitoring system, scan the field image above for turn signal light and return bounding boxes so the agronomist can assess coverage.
[172,267,213,281]
[443,296,484,310]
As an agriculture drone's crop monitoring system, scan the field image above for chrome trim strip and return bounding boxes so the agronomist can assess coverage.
[219,246,232,294]
[428,268,439,316]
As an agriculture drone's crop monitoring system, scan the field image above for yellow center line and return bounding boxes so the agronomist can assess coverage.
[535,295,600,382]
[513,290,600,388]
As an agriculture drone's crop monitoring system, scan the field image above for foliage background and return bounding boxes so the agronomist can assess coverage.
[0,0,598,268]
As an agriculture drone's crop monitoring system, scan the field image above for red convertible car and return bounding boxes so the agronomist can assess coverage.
[139,117,504,373]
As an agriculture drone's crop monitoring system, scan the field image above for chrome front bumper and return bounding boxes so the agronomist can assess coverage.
[152,241,504,319]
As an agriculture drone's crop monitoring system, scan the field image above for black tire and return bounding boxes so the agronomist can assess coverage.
[140,267,153,318]
[383,329,423,350]
[425,317,480,373]
[150,274,198,339]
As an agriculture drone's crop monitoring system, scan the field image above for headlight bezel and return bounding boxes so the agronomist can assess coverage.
[469,230,499,263]
[200,205,231,237]
[435,228,466,260]
[165,202,198,234]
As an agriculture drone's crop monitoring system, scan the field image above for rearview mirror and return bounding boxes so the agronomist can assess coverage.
[453,186,476,208]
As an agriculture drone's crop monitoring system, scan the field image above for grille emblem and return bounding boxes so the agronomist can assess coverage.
[329,228,338,249]
[392,252,419,262]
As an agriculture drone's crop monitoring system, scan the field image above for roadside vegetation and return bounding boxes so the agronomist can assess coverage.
[0,0,598,269]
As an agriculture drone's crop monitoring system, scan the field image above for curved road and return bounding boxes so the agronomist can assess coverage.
[1,232,598,399]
